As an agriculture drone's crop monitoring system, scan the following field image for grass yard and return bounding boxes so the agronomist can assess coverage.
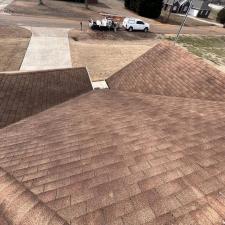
[0,26,31,72]
[6,0,100,20]
[167,36,225,72]
[69,30,160,81]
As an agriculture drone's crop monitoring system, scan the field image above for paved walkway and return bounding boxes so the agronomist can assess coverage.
[20,27,72,71]
[0,0,13,11]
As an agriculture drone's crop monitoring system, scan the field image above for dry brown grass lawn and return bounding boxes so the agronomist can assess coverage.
[0,26,31,72]
[69,30,160,81]
[0,39,30,72]
[6,0,102,20]
[166,35,225,73]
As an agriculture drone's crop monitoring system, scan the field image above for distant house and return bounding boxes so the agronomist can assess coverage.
[163,0,211,18]
[189,0,211,17]
[163,0,190,13]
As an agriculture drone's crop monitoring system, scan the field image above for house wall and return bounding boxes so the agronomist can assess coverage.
[197,9,211,17]
[189,8,199,16]
[179,2,190,13]
[171,2,180,12]
[189,8,210,17]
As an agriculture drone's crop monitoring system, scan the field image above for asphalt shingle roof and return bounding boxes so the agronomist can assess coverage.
[0,67,92,128]
[1,42,225,225]
[107,42,225,102]
[1,90,225,225]
[0,167,69,225]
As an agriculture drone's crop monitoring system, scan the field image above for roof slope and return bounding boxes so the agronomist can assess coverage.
[1,90,225,225]
[0,67,92,129]
[0,167,69,225]
[107,42,225,102]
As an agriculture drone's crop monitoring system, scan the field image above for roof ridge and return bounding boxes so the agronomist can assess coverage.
[0,67,87,76]
[0,167,69,225]
[107,41,225,83]
[106,41,225,102]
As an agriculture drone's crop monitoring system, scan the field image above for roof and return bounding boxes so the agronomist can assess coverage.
[0,167,69,225]
[0,67,92,128]
[1,42,225,225]
[1,89,225,225]
[107,42,225,102]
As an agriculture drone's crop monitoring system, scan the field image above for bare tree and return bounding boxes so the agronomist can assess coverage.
[85,0,88,9]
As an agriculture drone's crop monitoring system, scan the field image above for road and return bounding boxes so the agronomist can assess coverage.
[0,14,81,28]
[1,13,225,35]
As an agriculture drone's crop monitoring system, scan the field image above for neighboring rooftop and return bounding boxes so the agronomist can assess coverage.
[107,42,225,102]
[0,67,92,128]
[1,42,225,225]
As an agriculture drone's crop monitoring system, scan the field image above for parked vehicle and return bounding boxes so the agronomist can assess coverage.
[123,18,150,32]
[89,18,118,31]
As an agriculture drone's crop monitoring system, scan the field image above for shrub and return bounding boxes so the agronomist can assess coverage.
[124,0,163,19]
[137,0,163,18]
[217,7,225,24]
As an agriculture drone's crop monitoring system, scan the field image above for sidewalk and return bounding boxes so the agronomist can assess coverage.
[20,27,72,71]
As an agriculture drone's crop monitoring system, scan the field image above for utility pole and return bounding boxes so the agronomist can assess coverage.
[85,0,88,9]
[174,0,193,43]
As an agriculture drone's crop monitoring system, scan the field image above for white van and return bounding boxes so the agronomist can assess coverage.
[123,17,150,32]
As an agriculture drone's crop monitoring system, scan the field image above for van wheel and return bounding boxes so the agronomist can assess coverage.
[128,27,133,32]
[144,27,148,33]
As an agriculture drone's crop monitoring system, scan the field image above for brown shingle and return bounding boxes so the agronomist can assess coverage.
[0,67,92,128]
[0,167,68,225]
[107,42,225,102]
[1,90,225,225]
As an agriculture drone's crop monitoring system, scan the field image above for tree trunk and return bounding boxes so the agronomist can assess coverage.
[85,0,88,9]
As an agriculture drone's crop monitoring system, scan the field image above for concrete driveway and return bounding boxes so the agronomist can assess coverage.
[20,27,72,71]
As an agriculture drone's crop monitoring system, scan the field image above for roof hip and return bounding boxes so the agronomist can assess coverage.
[0,167,69,225]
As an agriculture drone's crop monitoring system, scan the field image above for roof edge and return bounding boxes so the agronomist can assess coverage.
[106,40,225,87]
[0,67,87,76]
[0,167,69,225]
[106,41,169,83]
